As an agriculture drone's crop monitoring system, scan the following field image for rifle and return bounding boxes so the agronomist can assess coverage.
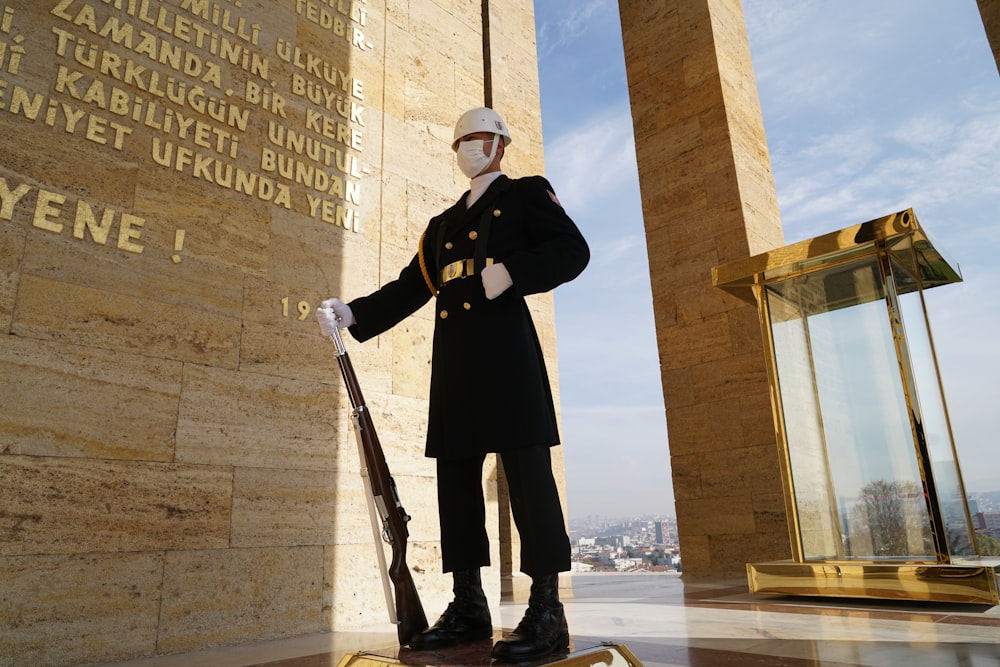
[326,322,429,646]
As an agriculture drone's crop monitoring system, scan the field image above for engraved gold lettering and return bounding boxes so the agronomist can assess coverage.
[171,228,185,263]
[280,297,321,319]
[1,80,131,150]
[71,4,99,32]
[81,76,106,106]
[73,200,115,244]
[182,0,211,20]
[33,189,66,233]
[98,16,134,47]
[352,28,366,49]
[117,213,145,253]
[180,0,260,45]
[292,0,371,50]
[304,109,362,150]
[54,62,83,95]
[260,146,361,201]
[0,177,31,220]
[50,17,247,88]
[85,112,110,144]
[54,59,248,133]
[152,138,292,208]
[191,150,214,179]
[290,73,365,124]
[101,49,124,80]
[267,120,349,168]
[50,0,75,21]
[8,83,43,118]
[346,180,360,205]
[244,80,286,117]
[44,98,58,125]
[57,0,263,60]
[0,7,26,76]
[3,178,148,253]
[277,41,364,99]
[62,104,86,132]
[307,193,360,232]
[44,0,371,229]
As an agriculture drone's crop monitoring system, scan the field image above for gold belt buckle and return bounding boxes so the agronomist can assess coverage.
[444,260,464,281]
[440,258,493,286]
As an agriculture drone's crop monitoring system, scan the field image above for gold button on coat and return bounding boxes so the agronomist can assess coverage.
[445,242,453,250]
[469,231,478,240]
[493,209,501,217]
[439,310,448,319]
[463,302,471,310]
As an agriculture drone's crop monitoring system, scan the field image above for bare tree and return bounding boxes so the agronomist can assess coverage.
[850,479,930,558]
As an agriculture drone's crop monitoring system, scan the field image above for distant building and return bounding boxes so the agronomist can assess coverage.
[614,557,644,571]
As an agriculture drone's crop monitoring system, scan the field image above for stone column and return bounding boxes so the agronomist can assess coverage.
[618,0,790,577]
[979,0,1000,74]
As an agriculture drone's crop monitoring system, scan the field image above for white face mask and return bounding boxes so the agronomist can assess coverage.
[456,137,499,178]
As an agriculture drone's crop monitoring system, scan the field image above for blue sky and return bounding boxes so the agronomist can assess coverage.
[532,1,1000,520]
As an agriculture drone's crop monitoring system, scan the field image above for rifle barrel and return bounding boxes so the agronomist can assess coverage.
[327,326,429,646]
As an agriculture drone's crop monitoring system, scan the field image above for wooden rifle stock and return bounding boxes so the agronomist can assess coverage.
[327,325,429,646]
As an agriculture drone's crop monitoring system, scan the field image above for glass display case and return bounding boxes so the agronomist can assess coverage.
[713,209,998,604]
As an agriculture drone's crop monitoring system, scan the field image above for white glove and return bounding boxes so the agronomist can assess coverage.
[316,297,355,335]
[481,262,513,300]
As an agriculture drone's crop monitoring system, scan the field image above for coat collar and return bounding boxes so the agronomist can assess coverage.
[455,174,511,218]
[435,175,512,245]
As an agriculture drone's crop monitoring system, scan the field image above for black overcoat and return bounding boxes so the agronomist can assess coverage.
[347,174,590,459]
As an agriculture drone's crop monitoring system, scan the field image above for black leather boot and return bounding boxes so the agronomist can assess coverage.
[407,569,493,650]
[491,574,569,662]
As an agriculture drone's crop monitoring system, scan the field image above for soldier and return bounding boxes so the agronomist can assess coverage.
[317,107,589,662]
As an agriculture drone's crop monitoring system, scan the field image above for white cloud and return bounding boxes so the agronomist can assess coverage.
[535,0,613,58]
[769,97,1000,242]
[743,0,858,109]
[889,113,955,150]
[595,235,642,266]
[543,105,638,213]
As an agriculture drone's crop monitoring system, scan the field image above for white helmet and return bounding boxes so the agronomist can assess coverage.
[451,107,512,151]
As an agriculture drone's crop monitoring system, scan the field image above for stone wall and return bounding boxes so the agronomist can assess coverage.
[0,1,552,664]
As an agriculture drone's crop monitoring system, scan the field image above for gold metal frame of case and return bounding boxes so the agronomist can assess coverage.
[714,209,999,605]
[712,209,963,304]
[748,560,1000,605]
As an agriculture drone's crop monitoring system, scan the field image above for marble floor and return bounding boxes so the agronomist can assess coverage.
[95,573,1000,667]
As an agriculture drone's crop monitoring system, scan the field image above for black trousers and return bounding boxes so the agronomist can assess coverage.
[436,446,571,578]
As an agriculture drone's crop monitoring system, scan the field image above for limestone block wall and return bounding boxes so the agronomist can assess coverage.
[0,1,552,665]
